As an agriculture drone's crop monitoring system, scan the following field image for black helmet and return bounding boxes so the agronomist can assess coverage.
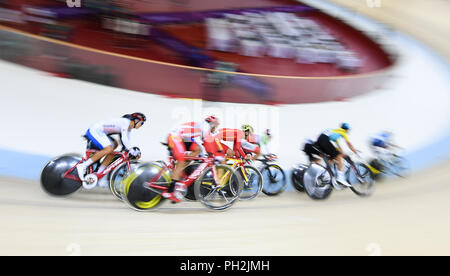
[131,112,146,122]
[123,113,147,123]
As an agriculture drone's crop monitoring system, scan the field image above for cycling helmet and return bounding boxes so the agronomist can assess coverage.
[130,112,146,123]
[265,129,272,137]
[205,115,219,125]
[241,124,254,134]
[341,122,350,130]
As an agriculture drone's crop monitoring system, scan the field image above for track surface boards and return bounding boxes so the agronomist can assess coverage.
[1,159,450,255]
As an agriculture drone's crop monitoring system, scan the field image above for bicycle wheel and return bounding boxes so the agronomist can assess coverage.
[194,164,242,211]
[40,154,83,196]
[349,163,375,197]
[122,163,171,211]
[238,165,263,200]
[303,164,333,200]
[290,164,308,193]
[389,155,410,178]
[108,160,142,201]
[261,164,287,196]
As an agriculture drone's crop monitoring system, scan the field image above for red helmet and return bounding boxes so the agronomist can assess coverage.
[205,115,219,125]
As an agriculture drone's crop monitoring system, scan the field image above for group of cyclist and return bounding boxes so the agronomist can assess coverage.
[76,112,398,202]
[163,116,275,202]
[75,113,273,203]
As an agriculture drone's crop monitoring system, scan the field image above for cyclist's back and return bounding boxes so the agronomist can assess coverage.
[214,128,246,159]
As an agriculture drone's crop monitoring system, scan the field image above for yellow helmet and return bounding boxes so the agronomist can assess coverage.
[241,124,254,134]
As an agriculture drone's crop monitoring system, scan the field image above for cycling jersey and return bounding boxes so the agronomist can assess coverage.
[85,118,132,150]
[172,121,214,155]
[214,128,247,158]
[323,128,349,143]
[168,121,215,161]
[316,128,350,158]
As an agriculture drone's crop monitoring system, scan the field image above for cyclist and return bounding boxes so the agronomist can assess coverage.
[255,128,274,156]
[213,128,248,160]
[162,115,220,203]
[76,113,146,182]
[316,123,359,187]
[241,124,262,160]
[370,131,400,163]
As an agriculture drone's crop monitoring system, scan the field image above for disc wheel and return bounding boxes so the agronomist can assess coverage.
[122,163,172,211]
[303,164,333,200]
[40,154,83,196]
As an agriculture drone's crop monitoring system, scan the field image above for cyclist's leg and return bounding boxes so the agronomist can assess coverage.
[77,129,114,180]
[163,134,189,202]
[168,134,187,182]
[98,139,119,173]
[335,153,345,171]
[187,142,201,157]
[88,146,114,163]
[317,134,349,186]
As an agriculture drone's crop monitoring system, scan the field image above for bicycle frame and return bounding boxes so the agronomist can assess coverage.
[256,155,279,178]
[319,152,336,178]
[344,156,380,179]
[310,145,370,180]
[375,155,401,175]
[145,156,222,194]
[226,157,250,183]
[63,149,131,182]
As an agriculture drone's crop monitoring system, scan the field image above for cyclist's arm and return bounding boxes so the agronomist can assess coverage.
[234,140,247,159]
[120,126,132,151]
[241,139,261,160]
[346,141,358,155]
[341,132,358,155]
[252,148,261,160]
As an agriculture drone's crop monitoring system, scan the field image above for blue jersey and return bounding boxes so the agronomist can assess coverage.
[371,133,391,148]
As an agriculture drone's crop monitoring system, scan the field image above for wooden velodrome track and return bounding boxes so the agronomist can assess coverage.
[1,1,449,256]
